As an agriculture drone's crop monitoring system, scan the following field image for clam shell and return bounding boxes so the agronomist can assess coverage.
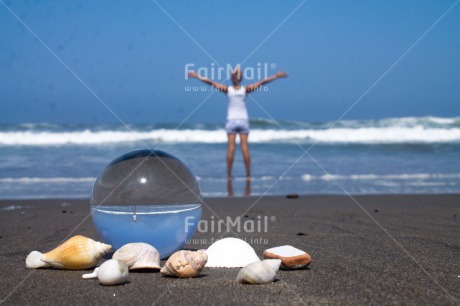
[40,235,111,270]
[205,237,260,268]
[97,259,129,286]
[236,259,281,285]
[112,242,160,270]
[160,250,207,278]
[263,245,311,269]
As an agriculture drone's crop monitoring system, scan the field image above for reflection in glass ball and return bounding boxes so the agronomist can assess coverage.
[90,149,202,258]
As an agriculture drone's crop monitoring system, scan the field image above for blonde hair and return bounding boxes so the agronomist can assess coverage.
[231,67,242,83]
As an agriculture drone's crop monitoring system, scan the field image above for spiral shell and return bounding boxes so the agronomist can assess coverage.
[26,235,112,270]
[82,259,129,286]
[112,242,161,270]
[236,259,281,285]
[98,259,129,286]
[160,250,207,278]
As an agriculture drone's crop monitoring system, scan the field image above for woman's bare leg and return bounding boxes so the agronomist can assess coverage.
[227,134,236,179]
[227,178,234,197]
[244,177,251,196]
[240,133,251,179]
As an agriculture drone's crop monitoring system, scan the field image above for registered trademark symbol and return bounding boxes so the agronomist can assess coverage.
[271,63,276,69]
[270,216,276,222]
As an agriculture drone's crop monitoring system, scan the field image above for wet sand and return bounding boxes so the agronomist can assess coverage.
[0,194,459,305]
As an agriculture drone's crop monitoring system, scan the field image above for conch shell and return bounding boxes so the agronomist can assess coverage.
[160,250,207,278]
[112,243,161,270]
[82,259,129,286]
[26,235,111,270]
[236,259,281,285]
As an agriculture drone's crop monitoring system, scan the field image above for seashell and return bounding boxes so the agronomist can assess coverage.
[98,260,129,286]
[160,250,207,278]
[263,245,311,269]
[26,250,51,269]
[205,237,260,268]
[26,235,112,270]
[112,242,160,270]
[96,259,129,286]
[236,259,281,285]
[82,267,99,279]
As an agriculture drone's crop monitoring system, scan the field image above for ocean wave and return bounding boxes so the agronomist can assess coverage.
[323,116,460,129]
[0,126,459,146]
[250,116,460,129]
[10,173,454,185]
[301,173,460,181]
[0,177,96,183]
[1,116,460,146]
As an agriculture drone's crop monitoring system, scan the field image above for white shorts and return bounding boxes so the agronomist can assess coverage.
[225,119,250,134]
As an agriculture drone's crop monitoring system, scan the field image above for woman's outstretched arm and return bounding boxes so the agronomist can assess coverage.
[188,71,228,93]
[246,71,287,93]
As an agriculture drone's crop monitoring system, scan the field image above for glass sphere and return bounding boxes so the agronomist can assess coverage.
[90,149,202,258]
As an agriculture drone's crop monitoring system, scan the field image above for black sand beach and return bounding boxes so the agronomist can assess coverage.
[0,194,459,305]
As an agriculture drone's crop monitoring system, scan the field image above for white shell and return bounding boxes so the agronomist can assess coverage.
[97,259,129,286]
[160,250,208,278]
[236,259,281,285]
[26,251,51,269]
[112,243,160,270]
[263,245,311,269]
[205,238,260,268]
[82,267,99,279]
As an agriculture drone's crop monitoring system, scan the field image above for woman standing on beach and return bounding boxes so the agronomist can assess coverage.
[188,67,287,180]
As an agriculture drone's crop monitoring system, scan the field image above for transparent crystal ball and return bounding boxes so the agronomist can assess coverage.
[90,149,202,258]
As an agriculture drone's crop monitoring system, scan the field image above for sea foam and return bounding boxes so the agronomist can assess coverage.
[0,126,459,146]
[1,116,459,146]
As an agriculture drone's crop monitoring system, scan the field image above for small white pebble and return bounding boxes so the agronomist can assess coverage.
[113,294,116,297]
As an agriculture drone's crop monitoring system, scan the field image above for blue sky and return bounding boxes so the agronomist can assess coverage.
[1,0,459,124]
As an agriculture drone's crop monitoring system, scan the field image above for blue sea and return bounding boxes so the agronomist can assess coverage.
[1,116,460,198]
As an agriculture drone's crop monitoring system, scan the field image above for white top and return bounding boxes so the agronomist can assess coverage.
[227,86,248,120]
